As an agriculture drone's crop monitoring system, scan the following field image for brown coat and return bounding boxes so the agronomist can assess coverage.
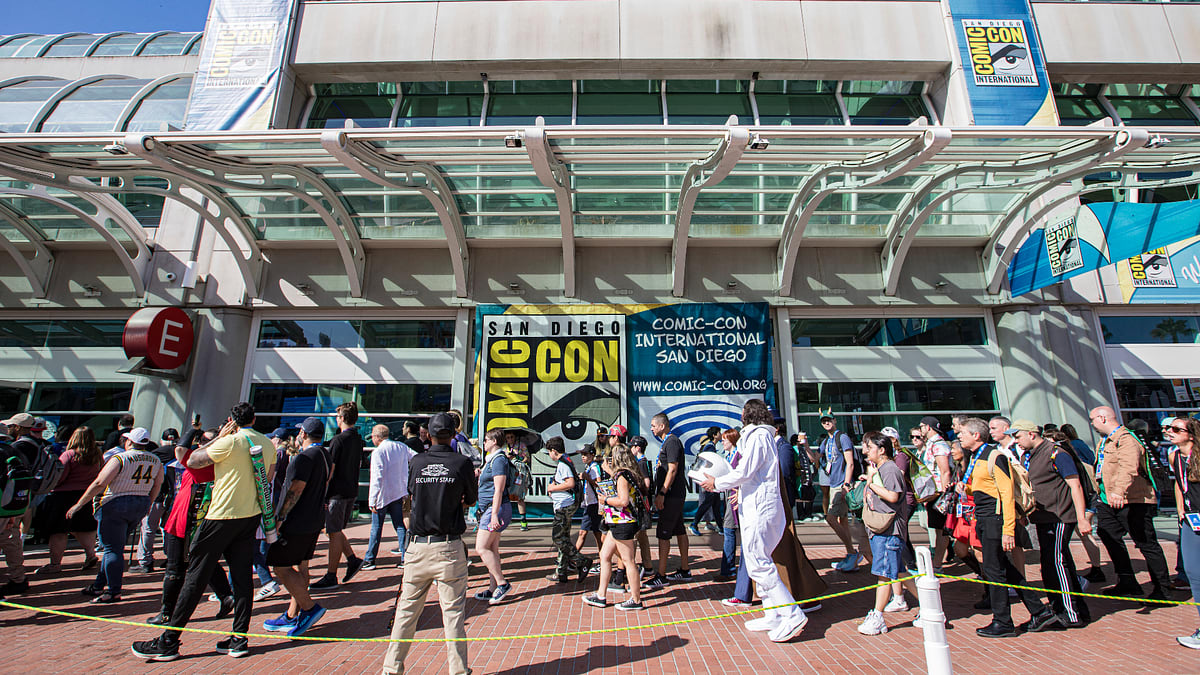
[1100,427,1157,505]
[771,482,827,601]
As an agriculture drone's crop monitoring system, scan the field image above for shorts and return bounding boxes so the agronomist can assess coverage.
[325,496,356,534]
[266,531,321,567]
[580,503,601,533]
[827,487,850,519]
[609,522,640,541]
[479,501,512,533]
[869,533,902,580]
[656,497,686,540]
[924,503,947,530]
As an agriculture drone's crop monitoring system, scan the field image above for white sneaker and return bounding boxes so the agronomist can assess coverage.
[1178,629,1200,649]
[883,595,909,613]
[912,611,925,629]
[857,609,888,635]
[744,615,780,632]
[254,581,281,601]
[768,612,808,643]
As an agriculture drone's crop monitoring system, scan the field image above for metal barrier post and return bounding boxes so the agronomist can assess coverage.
[915,547,953,675]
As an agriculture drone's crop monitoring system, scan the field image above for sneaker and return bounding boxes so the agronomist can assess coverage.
[146,612,169,626]
[389,548,403,555]
[912,611,925,629]
[582,593,607,608]
[208,592,221,602]
[254,581,282,601]
[857,609,888,635]
[309,573,339,591]
[1177,629,1200,650]
[607,580,626,594]
[129,563,153,574]
[830,553,852,571]
[883,595,909,613]
[215,636,250,658]
[1018,611,1061,633]
[215,596,235,620]
[131,637,179,662]
[576,558,592,582]
[835,553,863,573]
[342,556,364,583]
[264,611,299,632]
[1084,567,1107,584]
[665,569,692,582]
[287,603,326,637]
[1,580,28,595]
[721,597,752,608]
[489,582,512,605]
[616,598,644,611]
[769,612,808,642]
[800,601,822,613]
[688,525,702,536]
[588,564,601,575]
[360,561,377,572]
[546,573,570,583]
[641,575,668,591]
[1172,577,1191,591]
[34,563,60,576]
[91,592,121,604]
[473,589,494,601]
[744,615,780,632]
[520,521,530,531]
[640,566,654,579]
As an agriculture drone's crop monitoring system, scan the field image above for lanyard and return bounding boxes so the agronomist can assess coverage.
[1180,450,1194,512]
[1096,426,1124,475]
[965,444,989,487]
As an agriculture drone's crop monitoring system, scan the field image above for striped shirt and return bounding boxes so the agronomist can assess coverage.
[99,449,162,507]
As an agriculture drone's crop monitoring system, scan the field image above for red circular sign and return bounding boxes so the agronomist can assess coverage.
[123,307,195,370]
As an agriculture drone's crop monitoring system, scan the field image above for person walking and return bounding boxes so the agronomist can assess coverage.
[35,426,101,574]
[583,443,646,611]
[311,402,364,590]
[643,413,690,590]
[1167,418,1200,648]
[546,437,591,582]
[363,425,413,570]
[474,428,514,604]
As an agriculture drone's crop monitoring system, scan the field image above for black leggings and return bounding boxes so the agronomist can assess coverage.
[159,531,232,615]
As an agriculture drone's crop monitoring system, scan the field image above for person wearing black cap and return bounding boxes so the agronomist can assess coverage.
[629,436,655,576]
[917,415,954,569]
[820,412,866,573]
[382,411,477,675]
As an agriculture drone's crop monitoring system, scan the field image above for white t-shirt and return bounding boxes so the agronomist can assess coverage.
[583,462,600,506]
[551,461,575,510]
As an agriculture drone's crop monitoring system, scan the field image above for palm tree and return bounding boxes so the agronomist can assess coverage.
[1150,318,1196,344]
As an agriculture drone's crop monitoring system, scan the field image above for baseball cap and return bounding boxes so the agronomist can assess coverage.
[629,435,648,449]
[1004,419,1039,435]
[880,427,900,441]
[609,424,628,438]
[1161,416,1178,427]
[580,443,596,456]
[268,426,291,439]
[919,415,942,431]
[161,428,180,442]
[122,427,151,445]
[31,417,46,432]
[428,412,456,438]
[296,417,324,437]
[2,412,34,428]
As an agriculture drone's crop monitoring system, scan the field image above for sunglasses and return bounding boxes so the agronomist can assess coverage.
[1169,425,1189,434]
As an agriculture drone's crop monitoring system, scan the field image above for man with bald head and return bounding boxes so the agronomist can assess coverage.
[1090,405,1170,602]
[364,425,415,570]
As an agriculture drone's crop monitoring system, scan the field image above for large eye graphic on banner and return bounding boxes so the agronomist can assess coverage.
[1143,254,1172,280]
[530,384,620,441]
[990,45,1029,72]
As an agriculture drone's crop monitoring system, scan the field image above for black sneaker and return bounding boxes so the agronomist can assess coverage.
[641,575,668,591]
[131,637,180,662]
[576,558,592,582]
[310,573,339,591]
[343,556,364,583]
[582,593,607,608]
[2,580,28,595]
[665,569,692,582]
[216,596,235,620]
[546,573,569,583]
[215,636,250,658]
[146,612,170,626]
[360,561,377,571]
[616,598,644,611]
[1018,612,1061,633]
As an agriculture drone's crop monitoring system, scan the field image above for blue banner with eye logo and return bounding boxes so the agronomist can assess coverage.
[948,0,1057,125]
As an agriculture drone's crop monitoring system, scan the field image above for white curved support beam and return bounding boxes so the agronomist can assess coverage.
[0,200,54,297]
[524,127,576,297]
[125,133,366,297]
[113,74,188,132]
[320,130,469,298]
[777,127,950,297]
[673,126,750,297]
[983,128,1148,295]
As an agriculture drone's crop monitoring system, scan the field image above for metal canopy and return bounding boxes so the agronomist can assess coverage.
[0,125,1197,300]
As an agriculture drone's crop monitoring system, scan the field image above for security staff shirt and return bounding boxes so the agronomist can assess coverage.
[408,443,477,537]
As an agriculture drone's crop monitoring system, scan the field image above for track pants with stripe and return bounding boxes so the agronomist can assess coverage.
[1035,520,1090,625]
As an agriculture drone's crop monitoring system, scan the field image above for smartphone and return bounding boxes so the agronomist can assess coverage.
[193,414,201,426]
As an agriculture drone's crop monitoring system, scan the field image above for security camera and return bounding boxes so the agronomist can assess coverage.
[103,143,129,156]
[164,272,177,282]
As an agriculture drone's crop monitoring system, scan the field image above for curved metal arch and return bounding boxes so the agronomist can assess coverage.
[83,32,131,57]
[0,199,54,297]
[133,32,173,56]
[0,185,150,296]
[320,130,466,297]
[34,32,86,57]
[182,33,204,55]
[777,127,950,297]
[524,127,576,297]
[673,125,750,297]
[113,73,189,132]
[0,35,36,49]
[983,128,1149,294]
[26,74,133,133]
[126,133,366,297]
[0,75,64,91]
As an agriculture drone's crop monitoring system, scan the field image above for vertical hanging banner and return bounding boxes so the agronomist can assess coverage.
[185,0,296,131]
[948,0,1057,125]
[474,303,775,511]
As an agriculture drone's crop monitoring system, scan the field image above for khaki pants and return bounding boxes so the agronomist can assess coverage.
[0,517,25,583]
[382,538,469,675]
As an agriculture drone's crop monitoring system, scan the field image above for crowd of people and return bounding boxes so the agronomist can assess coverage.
[0,396,1195,673]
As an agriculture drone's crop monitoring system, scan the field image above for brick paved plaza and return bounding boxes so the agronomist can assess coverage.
[1,519,1194,674]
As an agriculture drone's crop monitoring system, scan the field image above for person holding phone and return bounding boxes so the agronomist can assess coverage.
[1169,418,1200,649]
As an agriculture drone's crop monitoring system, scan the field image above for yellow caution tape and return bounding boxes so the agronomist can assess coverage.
[936,573,1200,606]
[0,574,917,643]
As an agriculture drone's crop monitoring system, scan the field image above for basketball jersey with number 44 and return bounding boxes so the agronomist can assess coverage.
[98,449,161,507]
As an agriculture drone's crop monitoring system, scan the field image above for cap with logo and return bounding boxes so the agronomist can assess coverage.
[919,415,942,431]
[629,435,648,449]
[1,412,35,428]
[880,427,900,441]
[296,417,324,437]
[609,424,628,438]
[122,427,151,445]
[1004,419,1039,435]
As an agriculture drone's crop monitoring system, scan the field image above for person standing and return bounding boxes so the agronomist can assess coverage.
[546,436,590,582]
[917,416,954,570]
[698,399,807,643]
[131,403,274,661]
[35,426,101,574]
[1167,418,1200,648]
[858,431,921,635]
[643,413,690,590]
[131,429,178,574]
[689,427,725,536]
[474,428,514,604]
[72,428,163,603]
[382,412,477,675]
[312,402,364,590]
[629,436,655,577]
[261,417,330,637]
[573,444,603,558]
[401,421,424,455]
[820,412,867,572]
[363,424,412,570]
[1010,420,1091,628]
[582,443,646,611]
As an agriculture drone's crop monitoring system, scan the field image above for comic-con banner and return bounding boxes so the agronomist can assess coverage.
[473,303,774,509]
[185,0,295,131]
[1109,235,1200,304]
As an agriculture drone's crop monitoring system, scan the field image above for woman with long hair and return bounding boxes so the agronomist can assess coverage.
[35,426,101,573]
[1168,417,1200,649]
[583,443,644,611]
[474,428,514,605]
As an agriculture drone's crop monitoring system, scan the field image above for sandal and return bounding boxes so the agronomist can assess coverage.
[91,592,122,604]
[81,584,103,597]
[81,558,99,571]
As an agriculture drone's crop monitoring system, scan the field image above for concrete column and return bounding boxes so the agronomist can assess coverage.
[773,306,798,432]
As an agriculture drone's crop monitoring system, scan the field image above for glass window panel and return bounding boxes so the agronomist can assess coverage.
[39,78,151,132]
[307,82,396,129]
[360,320,455,348]
[796,381,892,412]
[1143,184,1200,203]
[115,191,167,226]
[90,34,147,57]
[792,317,985,346]
[0,320,52,347]
[258,320,363,348]
[664,80,752,125]
[31,382,132,412]
[791,318,885,346]
[842,81,921,96]
[124,77,191,132]
[0,387,27,414]
[486,80,572,126]
[0,36,43,58]
[397,81,482,127]
[1099,315,1200,344]
[893,381,996,411]
[357,384,451,414]
[1115,378,1200,410]
[844,93,927,125]
[139,33,193,56]
[576,80,662,124]
[884,317,987,346]
[43,319,125,347]
[1109,97,1196,126]
[0,78,67,133]
[42,35,101,57]
[10,35,55,57]
[755,85,842,125]
[184,36,203,55]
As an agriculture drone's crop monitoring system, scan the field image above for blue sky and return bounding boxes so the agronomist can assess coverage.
[6,1,211,34]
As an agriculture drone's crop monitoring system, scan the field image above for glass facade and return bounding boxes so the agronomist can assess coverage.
[306,83,397,129]
[257,319,456,349]
[790,317,987,347]
[1099,315,1200,344]
[0,319,126,348]
[795,380,998,440]
[27,382,134,442]
[248,382,452,440]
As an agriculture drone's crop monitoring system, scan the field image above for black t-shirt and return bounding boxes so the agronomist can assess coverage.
[403,436,424,454]
[279,444,329,536]
[326,427,364,499]
[655,434,686,499]
[408,444,477,537]
[105,427,131,452]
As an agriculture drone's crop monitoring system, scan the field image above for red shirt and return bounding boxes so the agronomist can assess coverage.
[164,447,216,538]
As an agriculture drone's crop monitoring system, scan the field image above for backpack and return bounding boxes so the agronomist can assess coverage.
[15,438,64,496]
[825,430,864,481]
[617,468,652,531]
[901,446,940,503]
[1055,441,1098,506]
[484,450,527,501]
[558,457,584,506]
[0,445,34,517]
[987,446,1036,517]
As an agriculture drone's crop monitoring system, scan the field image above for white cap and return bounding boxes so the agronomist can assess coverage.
[122,427,151,446]
[880,427,901,441]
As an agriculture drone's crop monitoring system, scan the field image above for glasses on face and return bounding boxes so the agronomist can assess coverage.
[1169,425,1189,434]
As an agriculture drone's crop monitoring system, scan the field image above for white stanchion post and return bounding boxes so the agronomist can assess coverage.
[915,547,953,675]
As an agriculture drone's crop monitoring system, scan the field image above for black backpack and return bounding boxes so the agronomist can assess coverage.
[0,443,34,517]
[559,458,584,506]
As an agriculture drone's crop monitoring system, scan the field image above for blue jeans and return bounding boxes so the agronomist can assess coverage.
[254,538,273,585]
[734,549,753,602]
[94,495,151,595]
[1180,522,1200,619]
[364,498,407,564]
[720,525,738,577]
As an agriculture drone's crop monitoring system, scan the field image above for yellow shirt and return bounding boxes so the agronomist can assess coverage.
[205,429,275,520]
